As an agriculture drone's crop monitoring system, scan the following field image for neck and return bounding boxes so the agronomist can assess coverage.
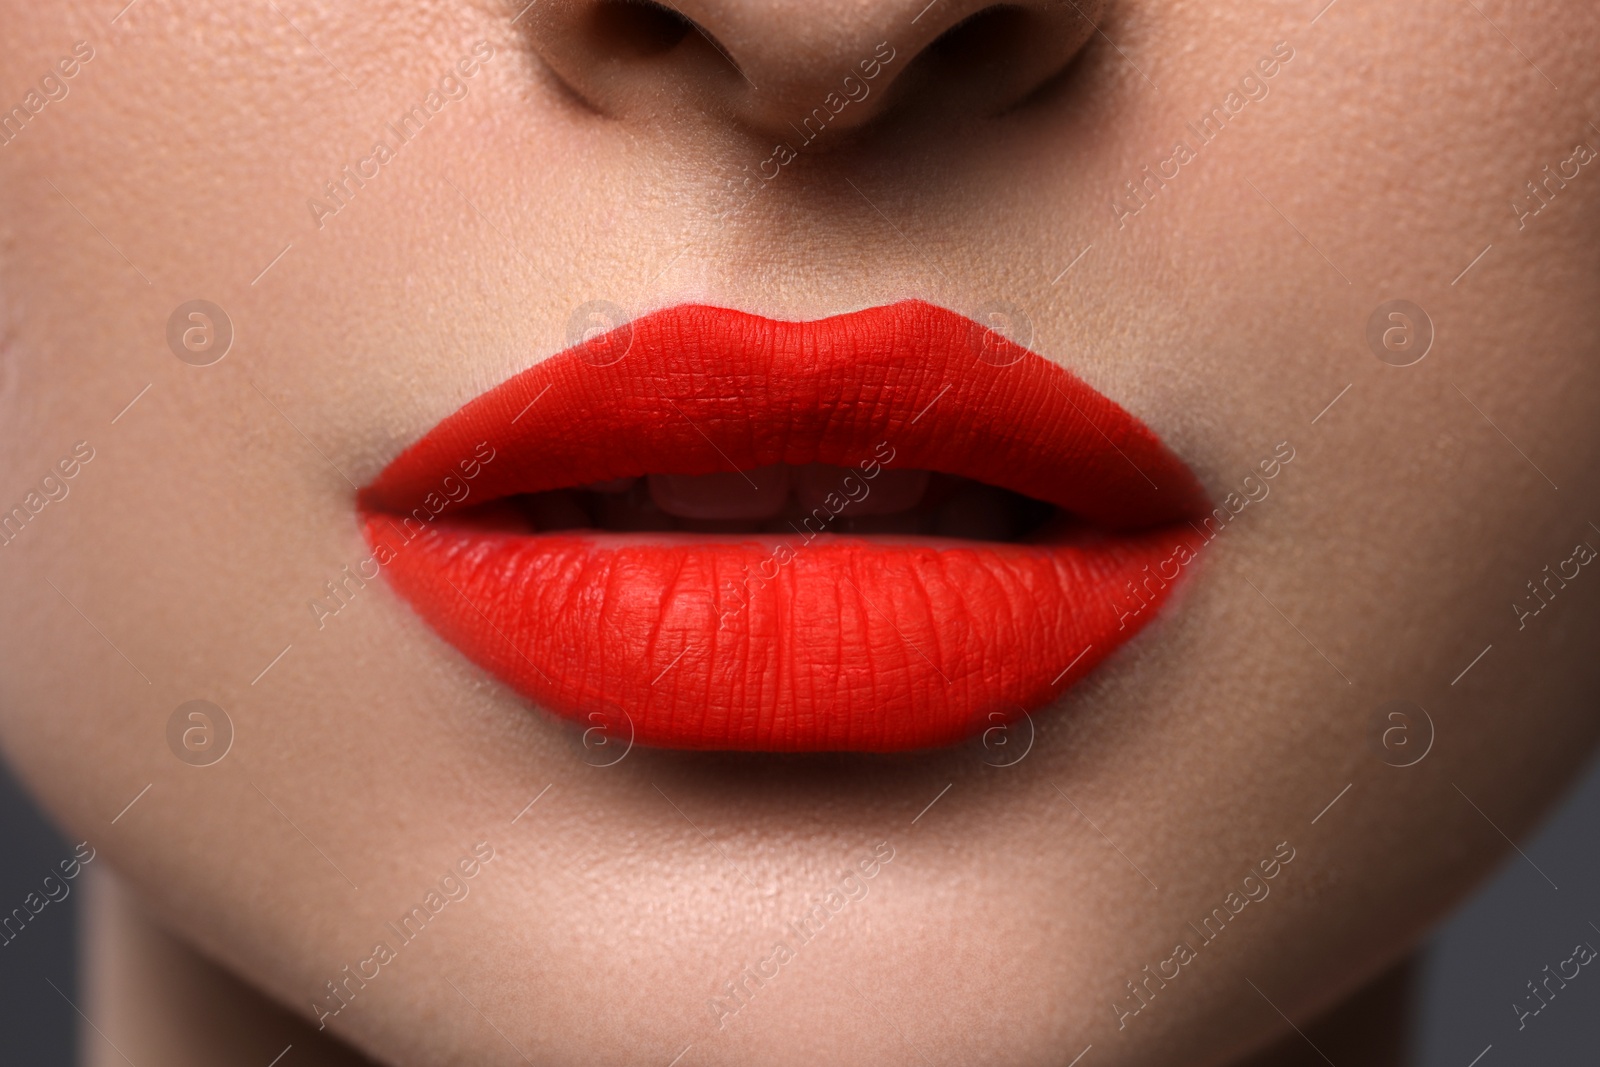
[1235,959,1415,1067]
[81,869,375,1066]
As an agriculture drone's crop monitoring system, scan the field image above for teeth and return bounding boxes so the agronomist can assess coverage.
[592,487,677,532]
[834,511,925,535]
[647,465,791,520]
[794,464,930,516]
[535,464,1036,540]
[528,491,591,532]
[932,484,1016,541]
[584,477,638,494]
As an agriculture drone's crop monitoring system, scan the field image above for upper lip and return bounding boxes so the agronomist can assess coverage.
[358,300,1209,752]
[359,300,1206,527]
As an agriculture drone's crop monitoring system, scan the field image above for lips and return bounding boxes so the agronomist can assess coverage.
[357,300,1208,752]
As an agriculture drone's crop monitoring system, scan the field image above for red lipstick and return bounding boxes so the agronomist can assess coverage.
[358,301,1208,751]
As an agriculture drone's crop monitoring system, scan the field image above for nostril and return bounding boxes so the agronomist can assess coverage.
[887,1,1102,120]
[584,0,694,58]
[924,5,1037,75]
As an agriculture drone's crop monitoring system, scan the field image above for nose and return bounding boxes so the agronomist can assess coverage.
[524,0,1108,138]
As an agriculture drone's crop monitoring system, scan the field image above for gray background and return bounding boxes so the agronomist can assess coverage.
[1,754,1595,1065]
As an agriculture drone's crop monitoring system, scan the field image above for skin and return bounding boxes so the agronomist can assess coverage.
[2,0,1598,1063]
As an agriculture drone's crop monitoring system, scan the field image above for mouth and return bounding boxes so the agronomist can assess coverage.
[357,300,1209,752]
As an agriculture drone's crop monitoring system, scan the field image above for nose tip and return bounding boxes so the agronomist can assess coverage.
[525,0,1107,138]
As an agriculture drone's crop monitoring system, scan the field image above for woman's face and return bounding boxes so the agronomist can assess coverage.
[2,0,1598,1063]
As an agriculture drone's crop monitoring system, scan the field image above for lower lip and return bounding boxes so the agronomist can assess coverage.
[359,302,1208,752]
